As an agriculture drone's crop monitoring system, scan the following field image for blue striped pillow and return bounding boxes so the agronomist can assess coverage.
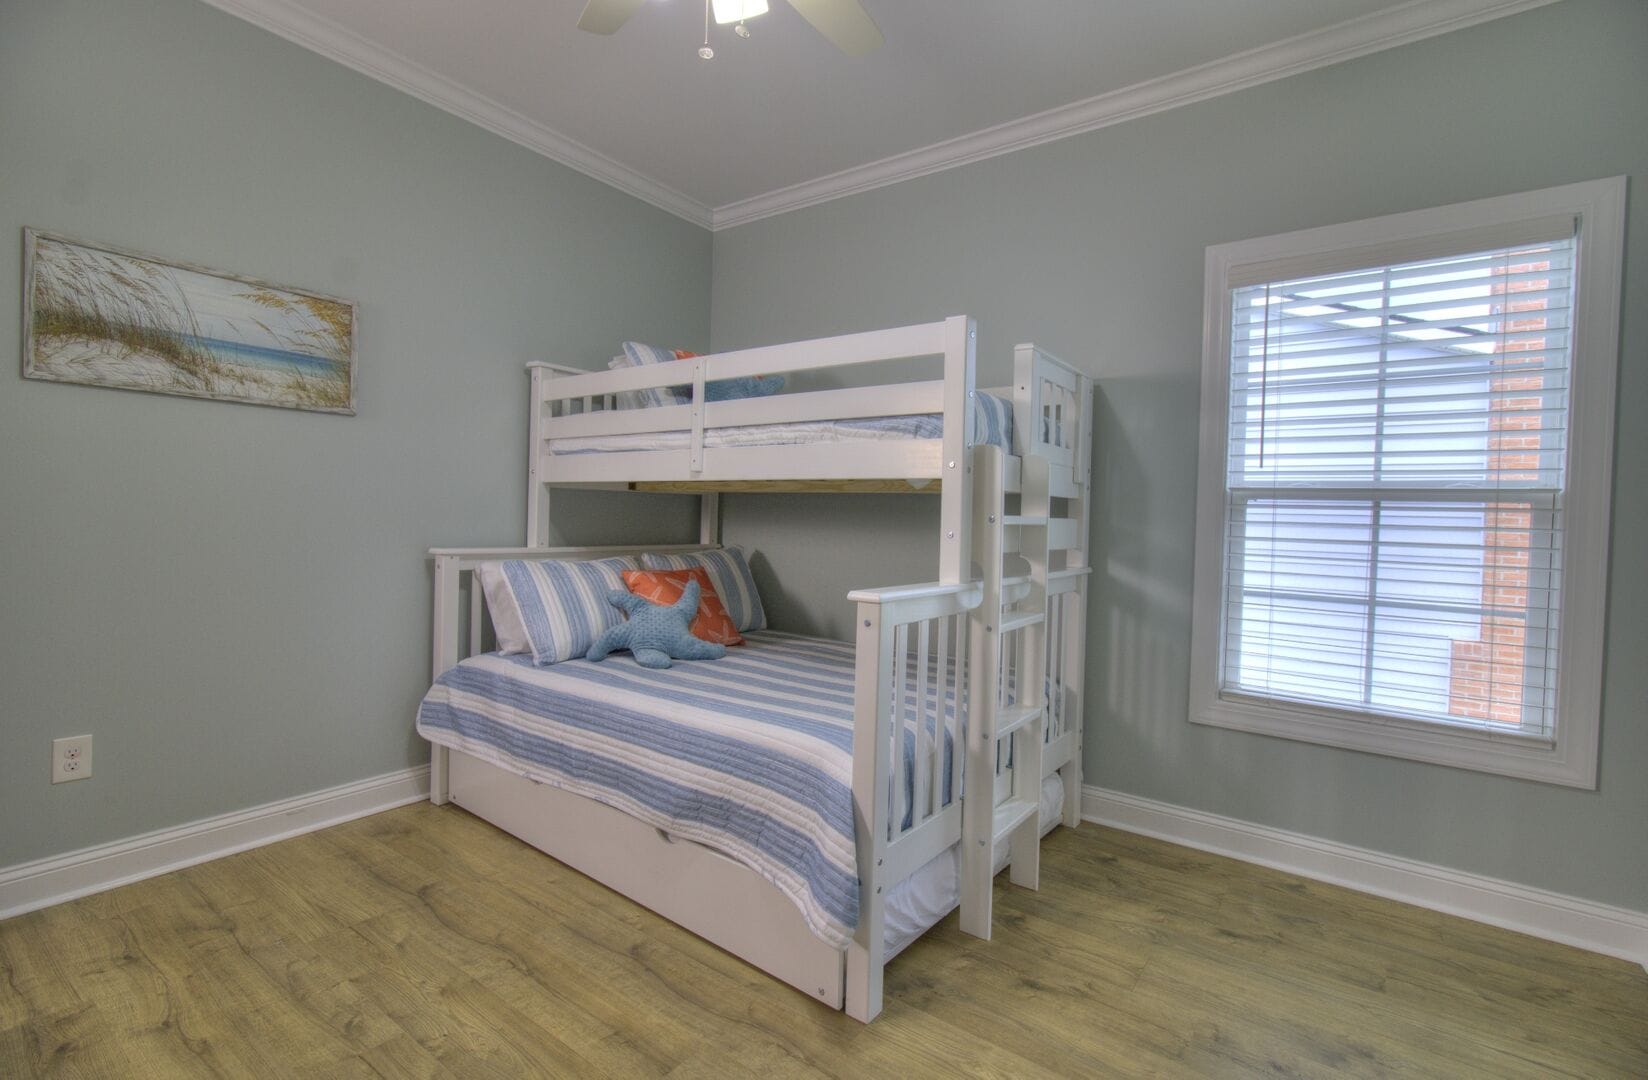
[498,557,639,665]
[641,547,766,633]
[971,392,1014,451]
[608,342,691,410]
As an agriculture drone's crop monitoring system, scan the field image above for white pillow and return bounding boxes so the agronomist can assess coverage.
[476,562,531,655]
[609,341,692,410]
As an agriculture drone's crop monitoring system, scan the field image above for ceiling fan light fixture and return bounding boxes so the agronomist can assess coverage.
[698,0,715,59]
[711,0,768,26]
[578,0,881,57]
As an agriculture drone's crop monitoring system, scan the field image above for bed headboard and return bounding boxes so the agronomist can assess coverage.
[427,544,718,679]
[1012,344,1089,485]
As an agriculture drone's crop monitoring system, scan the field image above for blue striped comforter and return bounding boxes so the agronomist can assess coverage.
[416,631,955,949]
[837,389,1014,448]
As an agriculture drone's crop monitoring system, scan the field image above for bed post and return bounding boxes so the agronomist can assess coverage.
[960,444,1005,938]
[527,367,549,547]
[430,554,460,805]
[846,598,894,1022]
[938,316,977,584]
[700,494,720,546]
[1061,373,1095,826]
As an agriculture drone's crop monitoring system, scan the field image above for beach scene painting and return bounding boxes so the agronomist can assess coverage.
[23,229,356,414]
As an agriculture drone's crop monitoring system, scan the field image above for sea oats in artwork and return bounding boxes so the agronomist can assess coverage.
[23,230,356,414]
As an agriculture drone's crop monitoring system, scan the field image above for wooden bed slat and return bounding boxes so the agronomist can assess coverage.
[629,479,942,494]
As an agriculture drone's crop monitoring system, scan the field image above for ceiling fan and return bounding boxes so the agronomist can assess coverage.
[577,0,884,58]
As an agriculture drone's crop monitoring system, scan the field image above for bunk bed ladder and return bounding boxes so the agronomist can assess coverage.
[959,446,1049,940]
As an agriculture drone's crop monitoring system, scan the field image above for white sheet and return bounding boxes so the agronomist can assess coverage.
[883,773,1067,956]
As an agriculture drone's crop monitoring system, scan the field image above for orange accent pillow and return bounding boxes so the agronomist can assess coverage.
[621,568,744,647]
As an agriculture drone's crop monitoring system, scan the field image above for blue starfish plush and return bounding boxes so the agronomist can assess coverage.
[585,578,727,669]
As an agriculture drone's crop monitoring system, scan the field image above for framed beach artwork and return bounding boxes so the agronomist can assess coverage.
[22,229,356,414]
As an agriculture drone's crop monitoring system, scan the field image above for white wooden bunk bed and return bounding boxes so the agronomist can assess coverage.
[419,316,1092,1022]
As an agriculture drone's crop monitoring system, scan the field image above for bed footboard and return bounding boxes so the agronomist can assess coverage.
[845,578,981,1022]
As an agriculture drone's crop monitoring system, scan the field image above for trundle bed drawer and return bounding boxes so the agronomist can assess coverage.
[447,749,846,1008]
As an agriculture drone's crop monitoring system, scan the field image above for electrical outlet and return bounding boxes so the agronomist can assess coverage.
[52,734,93,784]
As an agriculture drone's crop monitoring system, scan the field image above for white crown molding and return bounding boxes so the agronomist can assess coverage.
[0,765,430,921]
[194,0,716,229]
[1082,785,1648,971]
[711,0,1564,229]
[197,0,1560,232]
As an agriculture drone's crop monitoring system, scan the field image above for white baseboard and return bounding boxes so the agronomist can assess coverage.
[0,765,430,921]
[1082,785,1648,969]
[7,770,1638,971]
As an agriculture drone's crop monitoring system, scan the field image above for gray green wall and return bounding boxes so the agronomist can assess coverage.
[5,0,1642,917]
[0,0,708,866]
[711,0,1647,911]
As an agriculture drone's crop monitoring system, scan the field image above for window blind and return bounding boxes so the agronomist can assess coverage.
[1220,234,1574,739]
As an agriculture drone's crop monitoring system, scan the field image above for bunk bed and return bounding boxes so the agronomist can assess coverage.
[417,316,1093,1022]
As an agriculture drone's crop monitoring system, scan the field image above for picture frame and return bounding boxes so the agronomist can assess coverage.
[22,228,357,415]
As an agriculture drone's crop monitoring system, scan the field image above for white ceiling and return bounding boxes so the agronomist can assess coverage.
[203,0,1556,227]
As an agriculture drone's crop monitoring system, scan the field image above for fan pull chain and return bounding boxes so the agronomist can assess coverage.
[699,0,714,59]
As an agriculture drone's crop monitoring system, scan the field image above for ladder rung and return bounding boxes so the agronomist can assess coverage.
[1002,515,1048,527]
[995,704,1042,738]
[1048,566,1091,582]
[999,611,1044,633]
[992,798,1039,844]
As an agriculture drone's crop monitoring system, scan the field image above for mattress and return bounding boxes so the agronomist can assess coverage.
[548,389,1015,456]
[416,631,959,951]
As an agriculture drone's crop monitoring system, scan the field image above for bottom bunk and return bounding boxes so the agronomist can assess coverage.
[419,632,886,952]
[417,623,1072,1019]
[440,749,1066,1009]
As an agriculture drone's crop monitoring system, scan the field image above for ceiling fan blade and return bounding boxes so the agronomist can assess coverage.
[787,0,883,56]
[577,0,646,35]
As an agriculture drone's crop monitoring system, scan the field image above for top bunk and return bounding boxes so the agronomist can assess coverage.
[527,316,1090,498]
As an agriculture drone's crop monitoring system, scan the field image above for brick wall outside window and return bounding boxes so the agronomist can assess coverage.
[1447,257,1552,726]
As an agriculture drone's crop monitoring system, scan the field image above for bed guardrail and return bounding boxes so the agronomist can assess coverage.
[530,317,975,477]
[530,318,966,429]
[844,577,980,1020]
[526,315,978,583]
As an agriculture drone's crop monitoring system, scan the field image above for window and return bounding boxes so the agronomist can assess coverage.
[1190,179,1625,787]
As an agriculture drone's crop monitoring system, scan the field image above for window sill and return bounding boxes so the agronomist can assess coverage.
[1191,693,1597,788]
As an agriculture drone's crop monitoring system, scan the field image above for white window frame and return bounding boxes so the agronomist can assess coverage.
[1190,178,1626,788]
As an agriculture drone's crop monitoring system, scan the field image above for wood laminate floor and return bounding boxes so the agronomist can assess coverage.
[2,802,1643,1078]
